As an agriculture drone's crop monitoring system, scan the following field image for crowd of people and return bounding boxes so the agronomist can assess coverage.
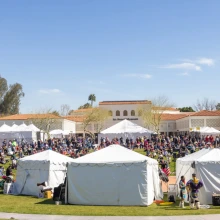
[100,134,219,169]
[0,133,219,177]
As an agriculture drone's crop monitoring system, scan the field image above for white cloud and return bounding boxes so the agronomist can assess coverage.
[178,72,190,76]
[163,63,201,71]
[39,89,61,94]
[122,74,152,79]
[196,58,215,66]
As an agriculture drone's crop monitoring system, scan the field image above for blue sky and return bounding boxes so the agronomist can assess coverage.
[0,0,220,113]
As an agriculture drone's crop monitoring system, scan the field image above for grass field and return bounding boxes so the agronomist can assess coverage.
[0,194,220,216]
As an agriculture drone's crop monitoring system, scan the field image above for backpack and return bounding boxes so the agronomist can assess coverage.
[168,195,175,202]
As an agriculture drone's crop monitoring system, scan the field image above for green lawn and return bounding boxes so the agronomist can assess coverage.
[0,194,220,216]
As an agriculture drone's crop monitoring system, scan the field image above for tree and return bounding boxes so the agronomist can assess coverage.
[139,96,174,134]
[0,76,25,115]
[52,110,60,116]
[29,108,58,138]
[178,107,195,112]
[194,98,217,111]
[0,76,8,101]
[216,103,220,111]
[60,104,71,116]
[78,102,92,109]
[82,107,109,137]
[88,94,96,107]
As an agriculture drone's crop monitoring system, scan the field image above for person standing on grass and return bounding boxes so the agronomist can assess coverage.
[186,173,203,209]
[179,176,186,208]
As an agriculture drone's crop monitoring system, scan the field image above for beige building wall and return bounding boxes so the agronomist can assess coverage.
[62,119,76,133]
[160,120,177,133]
[100,103,150,130]
[176,118,190,131]
[176,116,220,132]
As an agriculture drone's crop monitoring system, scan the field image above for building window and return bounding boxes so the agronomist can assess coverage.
[123,110,128,116]
[108,111,113,116]
[131,110,135,116]
[116,110,120,116]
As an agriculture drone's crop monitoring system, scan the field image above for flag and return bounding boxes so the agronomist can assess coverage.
[162,167,171,176]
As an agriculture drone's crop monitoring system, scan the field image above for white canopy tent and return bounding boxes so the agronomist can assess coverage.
[176,148,220,204]
[66,145,162,206]
[176,149,210,186]
[12,124,18,128]
[0,123,40,143]
[27,124,40,132]
[191,127,220,136]
[0,124,11,132]
[98,120,153,143]
[14,150,74,197]
[11,123,37,142]
[50,129,71,138]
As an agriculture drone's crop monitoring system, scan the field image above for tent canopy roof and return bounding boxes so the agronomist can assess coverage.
[11,123,32,132]
[27,124,40,132]
[19,150,74,163]
[191,127,220,134]
[72,144,158,164]
[0,124,11,131]
[101,119,153,134]
[177,148,210,162]
[177,148,220,164]
[197,148,220,162]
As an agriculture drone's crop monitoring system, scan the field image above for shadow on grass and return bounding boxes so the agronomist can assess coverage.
[35,199,69,205]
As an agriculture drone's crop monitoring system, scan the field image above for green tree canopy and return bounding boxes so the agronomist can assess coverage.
[78,102,92,109]
[216,103,220,111]
[0,76,25,115]
[88,94,96,107]
[178,107,195,112]
[51,110,60,116]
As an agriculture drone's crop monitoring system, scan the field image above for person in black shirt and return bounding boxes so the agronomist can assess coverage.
[6,165,12,176]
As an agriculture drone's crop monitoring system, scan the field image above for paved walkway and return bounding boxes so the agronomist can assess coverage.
[0,213,220,220]
[162,176,176,192]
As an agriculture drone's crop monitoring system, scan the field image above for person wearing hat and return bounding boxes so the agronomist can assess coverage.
[186,173,203,209]
[179,176,186,208]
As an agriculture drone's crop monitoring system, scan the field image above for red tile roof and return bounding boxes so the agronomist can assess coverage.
[64,116,85,122]
[99,100,151,105]
[0,114,61,120]
[152,107,179,111]
[190,110,220,116]
[71,108,93,113]
[161,114,190,121]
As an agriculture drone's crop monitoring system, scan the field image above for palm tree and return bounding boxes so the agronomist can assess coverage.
[88,94,96,107]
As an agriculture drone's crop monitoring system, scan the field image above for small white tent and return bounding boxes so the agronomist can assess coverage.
[201,127,220,135]
[66,145,162,206]
[0,124,11,132]
[0,123,39,143]
[14,150,74,197]
[176,148,220,204]
[27,124,40,132]
[50,129,70,138]
[12,124,18,128]
[176,149,210,187]
[98,120,153,143]
[191,127,220,136]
